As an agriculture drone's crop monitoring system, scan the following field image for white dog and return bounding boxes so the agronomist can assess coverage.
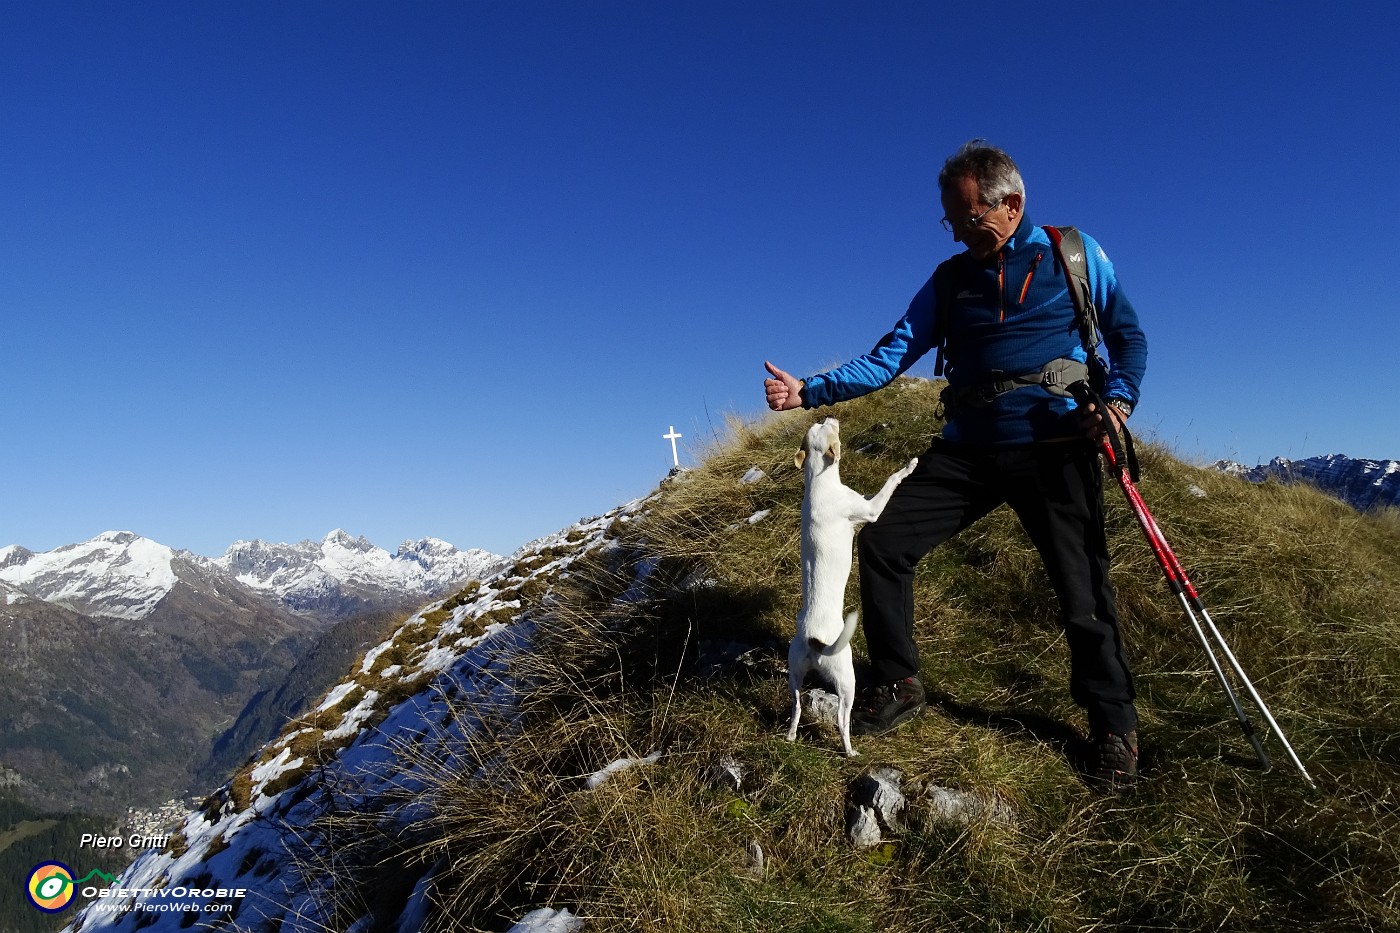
[786,418,918,756]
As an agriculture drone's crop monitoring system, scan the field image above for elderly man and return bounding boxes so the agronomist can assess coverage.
[764,140,1148,787]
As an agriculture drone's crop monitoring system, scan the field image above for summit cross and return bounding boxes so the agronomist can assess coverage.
[663,426,683,468]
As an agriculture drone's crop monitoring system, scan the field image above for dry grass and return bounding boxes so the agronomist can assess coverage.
[302,378,1400,932]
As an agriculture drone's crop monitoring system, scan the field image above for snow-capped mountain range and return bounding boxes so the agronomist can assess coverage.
[0,529,504,621]
[1212,454,1400,513]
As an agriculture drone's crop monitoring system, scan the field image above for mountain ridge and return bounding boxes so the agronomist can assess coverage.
[1212,453,1400,513]
[1,528,503,621]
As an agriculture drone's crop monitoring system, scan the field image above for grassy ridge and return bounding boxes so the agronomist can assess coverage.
[392,377,1399,931]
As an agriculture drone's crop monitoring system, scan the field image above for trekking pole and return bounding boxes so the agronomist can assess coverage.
[1075,387,1317,789]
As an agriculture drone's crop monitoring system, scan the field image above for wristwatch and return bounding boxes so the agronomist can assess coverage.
[1106,398,1133,418]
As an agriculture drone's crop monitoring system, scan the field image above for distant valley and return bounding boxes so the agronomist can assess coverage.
[0,530,501,816]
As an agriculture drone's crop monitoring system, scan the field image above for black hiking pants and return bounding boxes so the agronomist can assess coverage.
[856,437,1138,736]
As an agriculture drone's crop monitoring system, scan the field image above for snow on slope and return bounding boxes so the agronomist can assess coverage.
[62,499,651,932]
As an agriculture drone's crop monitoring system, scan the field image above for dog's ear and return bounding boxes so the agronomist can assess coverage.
[794,446,807,469]
[824,437,841,463]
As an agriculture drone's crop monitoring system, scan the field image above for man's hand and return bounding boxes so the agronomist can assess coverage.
[1079,400,1128,440]
[764,361,805,412]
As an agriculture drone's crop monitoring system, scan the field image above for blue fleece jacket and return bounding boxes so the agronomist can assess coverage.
[801,215,1147,445]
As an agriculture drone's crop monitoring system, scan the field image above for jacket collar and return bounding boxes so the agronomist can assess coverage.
[1001,213,1036,253]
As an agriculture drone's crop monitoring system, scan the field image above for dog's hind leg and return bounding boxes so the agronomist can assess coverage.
[785,644,807,742]
[785,683,803,743]
[786,686,803,742]
[833,654,859,757]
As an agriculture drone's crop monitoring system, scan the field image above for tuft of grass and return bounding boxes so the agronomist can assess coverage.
[309,378,1400,931]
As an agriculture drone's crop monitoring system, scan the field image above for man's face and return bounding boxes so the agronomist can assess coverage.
[940,175,1022,261]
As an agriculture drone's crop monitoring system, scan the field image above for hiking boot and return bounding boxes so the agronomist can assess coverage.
[1087,730,1139,790]
[851,676,927,736]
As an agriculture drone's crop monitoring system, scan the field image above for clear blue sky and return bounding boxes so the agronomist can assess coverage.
[4,1,1396,558]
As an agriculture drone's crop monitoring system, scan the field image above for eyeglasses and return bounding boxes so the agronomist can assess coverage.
[940,198,1004,233]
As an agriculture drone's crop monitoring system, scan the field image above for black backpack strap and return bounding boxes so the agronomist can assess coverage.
[1044,225,1107,389]
[1046,225,1139,481]
[933,266,952,377]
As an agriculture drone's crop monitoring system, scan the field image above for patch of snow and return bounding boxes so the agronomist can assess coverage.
[323,690,381,740]
[507,907,585,932]
[316,681,360,713]
[360,638,394,674]
[746,509,772,524]
[251,747,305,787]
[586,751,662,790]
[741,467,767,484]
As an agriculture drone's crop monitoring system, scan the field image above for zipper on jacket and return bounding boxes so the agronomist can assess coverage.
[1019,251,1043,304]
[997,252,1006,322]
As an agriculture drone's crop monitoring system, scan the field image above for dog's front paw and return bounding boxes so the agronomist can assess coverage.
[899,457,919,479]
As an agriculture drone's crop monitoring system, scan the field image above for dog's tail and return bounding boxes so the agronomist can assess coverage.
[807,610,860,656]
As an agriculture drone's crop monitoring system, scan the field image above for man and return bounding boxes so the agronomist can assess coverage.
[763,140,1147,787]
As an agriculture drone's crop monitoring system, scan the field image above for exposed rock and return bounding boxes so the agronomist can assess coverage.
[847,766,907,847]
[850,766,907,833]
[745,839,766,880]
[799,687,842,729]
[703,755,744,792]
[847,804,883,849]
[919,785,1015,828]
[846,768,1013,846]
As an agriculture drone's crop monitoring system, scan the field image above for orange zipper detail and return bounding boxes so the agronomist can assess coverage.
[998,255,1006,322]
[1019,251,1043,304]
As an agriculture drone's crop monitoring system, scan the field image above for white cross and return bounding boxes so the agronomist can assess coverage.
[663,426,683,468]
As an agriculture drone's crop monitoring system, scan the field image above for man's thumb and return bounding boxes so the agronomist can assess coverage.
[764,360,788,381]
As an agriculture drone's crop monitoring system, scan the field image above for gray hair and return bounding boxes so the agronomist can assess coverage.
[938,139,1026,207]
